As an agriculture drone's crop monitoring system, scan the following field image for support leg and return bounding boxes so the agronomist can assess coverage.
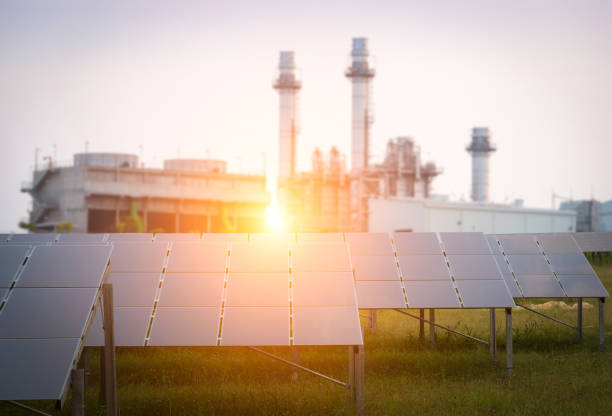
[102,283,117,416]
[599,298,606,349]
[71,369,85,416]
[505,307,513,377]
[77,347,91,392]
[577,298,583,341]
[490,308,497,361]
[291,346,300,381]
[351,345,365,416]
[99,347,106,404]
[348,346,355,401]
[429,309,436,348]
[369,309,378,331]
[419,309,425,341]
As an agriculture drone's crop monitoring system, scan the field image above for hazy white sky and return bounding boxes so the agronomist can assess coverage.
[1,0,611,232]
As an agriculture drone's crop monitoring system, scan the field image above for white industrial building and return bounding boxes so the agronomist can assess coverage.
[369,198,576,234]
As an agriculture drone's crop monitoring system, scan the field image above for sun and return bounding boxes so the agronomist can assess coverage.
[266,204,284,232]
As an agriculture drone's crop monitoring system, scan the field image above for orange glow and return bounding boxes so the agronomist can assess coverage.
[266,204,284,232]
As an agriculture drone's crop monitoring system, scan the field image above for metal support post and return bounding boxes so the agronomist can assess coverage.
[77,347,91,391]
[348,346,355,401]
[351,345,365,416]
[577,298,583,341]
[71,369,85,416]
[99,347,105,404]
[599,298,605,349]
[505,308,513,377]
[419,309,425,341]
[429,309,436,348]
[489,308,497,361]
[291,346,300,381]
[369,309,378,331]
[102,283,117,416]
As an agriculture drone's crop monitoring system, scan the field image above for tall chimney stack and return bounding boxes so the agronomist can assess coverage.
[466,127,496,202]
[345,38,375,172]
[273,51,301,178]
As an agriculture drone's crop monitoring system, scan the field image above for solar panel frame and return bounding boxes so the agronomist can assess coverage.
[166,242,228,273]
[220,307,290,346]
[8,233,58,243]
[0,245,30,288]
[291,242,352,272]
[393,232,442,255]
[148,307,221,346]
[345,232,393,256]
[292,306,363,346]
[158,274,225,307]
[355,281,407,309]
[56,233,107,243]
[439,232,493,255]
[225,274,290,307]
[108,242,168,273]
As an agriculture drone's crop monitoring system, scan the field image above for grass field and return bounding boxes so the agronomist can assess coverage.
[3,259,612,415]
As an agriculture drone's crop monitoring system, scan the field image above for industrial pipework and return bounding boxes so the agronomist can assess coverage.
[345,38,375,172]
[466,127,496,202]
[273,51,301,178]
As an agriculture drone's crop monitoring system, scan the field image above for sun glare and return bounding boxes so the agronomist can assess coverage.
[266,204,284,232]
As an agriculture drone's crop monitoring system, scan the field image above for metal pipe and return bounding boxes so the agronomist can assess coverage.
[515,303,577,329]
[249,347,349,388]
[394,309,489,345]
[6,401,52,416]
[490,309,497,361]
[506,308,513,376]
[577,298,583,340]
[599,298,606,349]
[429,309,436,347]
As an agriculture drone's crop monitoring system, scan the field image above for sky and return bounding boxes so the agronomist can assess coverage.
[0,0,611,232]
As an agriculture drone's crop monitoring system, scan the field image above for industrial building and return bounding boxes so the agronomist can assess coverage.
[21,153,269,233]
[560,199,612,232]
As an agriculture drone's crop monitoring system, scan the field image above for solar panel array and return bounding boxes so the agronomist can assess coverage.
[347,232,515,309]
[571,232,612,253]
[0,245,111,400]
[489,234,609,298]
[87,240,363,347]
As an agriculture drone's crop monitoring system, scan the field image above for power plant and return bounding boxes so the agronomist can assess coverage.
[20,37,579,234]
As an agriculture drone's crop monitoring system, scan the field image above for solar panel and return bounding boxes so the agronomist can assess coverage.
[0,245,111,401]
[8,233,58,243]
[291,242,351,272]
[154,233,201,242]
[486,235,503,254]
[148,307,220,346]
[158,274,225,307]
[106,273,161,306]
[397,255,451,280]
[0,288,99,338]
[109,242,168,272]
[297,233,344,242]
[293,272,356,307]
[455,280,515,308]
[447,255,502,279]
[230,242,289,273]
[496,234,541,255]
[547,254,594,275]
[225,274,289,307]
[87,306,152,347]
[402,281,461,308]
[346,232,393,256]
[0,234,12,242]
[355,281,406,309]
[440,232,492,255]
[16,245,112,287]
[536,234,581,254]
[0,245,29,287]
[501,274,523,298]
[515,276,565,298]
[393,232,441,255]
[557,276,609,298]
[0,338,81,400]
[56,233,107,243]
[572,232,612,252]
[201,233,249,243]
[505,255,551,275]
[293,306,362,345]
[166,242,228,273]
[220,307,290,346]
[249,233,296,243]
[352,255,399,281]
[107,233,154,242]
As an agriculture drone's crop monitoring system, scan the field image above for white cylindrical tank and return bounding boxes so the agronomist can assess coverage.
[466,127,496,202]
[274,51,301,178]
[345,38,375,172]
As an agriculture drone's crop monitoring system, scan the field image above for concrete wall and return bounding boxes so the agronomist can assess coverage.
[369,198,576,234]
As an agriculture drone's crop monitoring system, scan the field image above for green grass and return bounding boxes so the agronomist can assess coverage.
[3,262,612,415]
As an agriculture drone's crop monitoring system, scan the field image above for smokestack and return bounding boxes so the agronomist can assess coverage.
[466,127,496,202]
[273,51,301,178]
[345,37,375,172]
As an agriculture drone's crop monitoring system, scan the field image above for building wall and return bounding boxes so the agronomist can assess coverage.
[369,198,576,233]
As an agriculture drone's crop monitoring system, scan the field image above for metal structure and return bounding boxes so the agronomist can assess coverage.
[466,127,496,202]
[274,51,301,178]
